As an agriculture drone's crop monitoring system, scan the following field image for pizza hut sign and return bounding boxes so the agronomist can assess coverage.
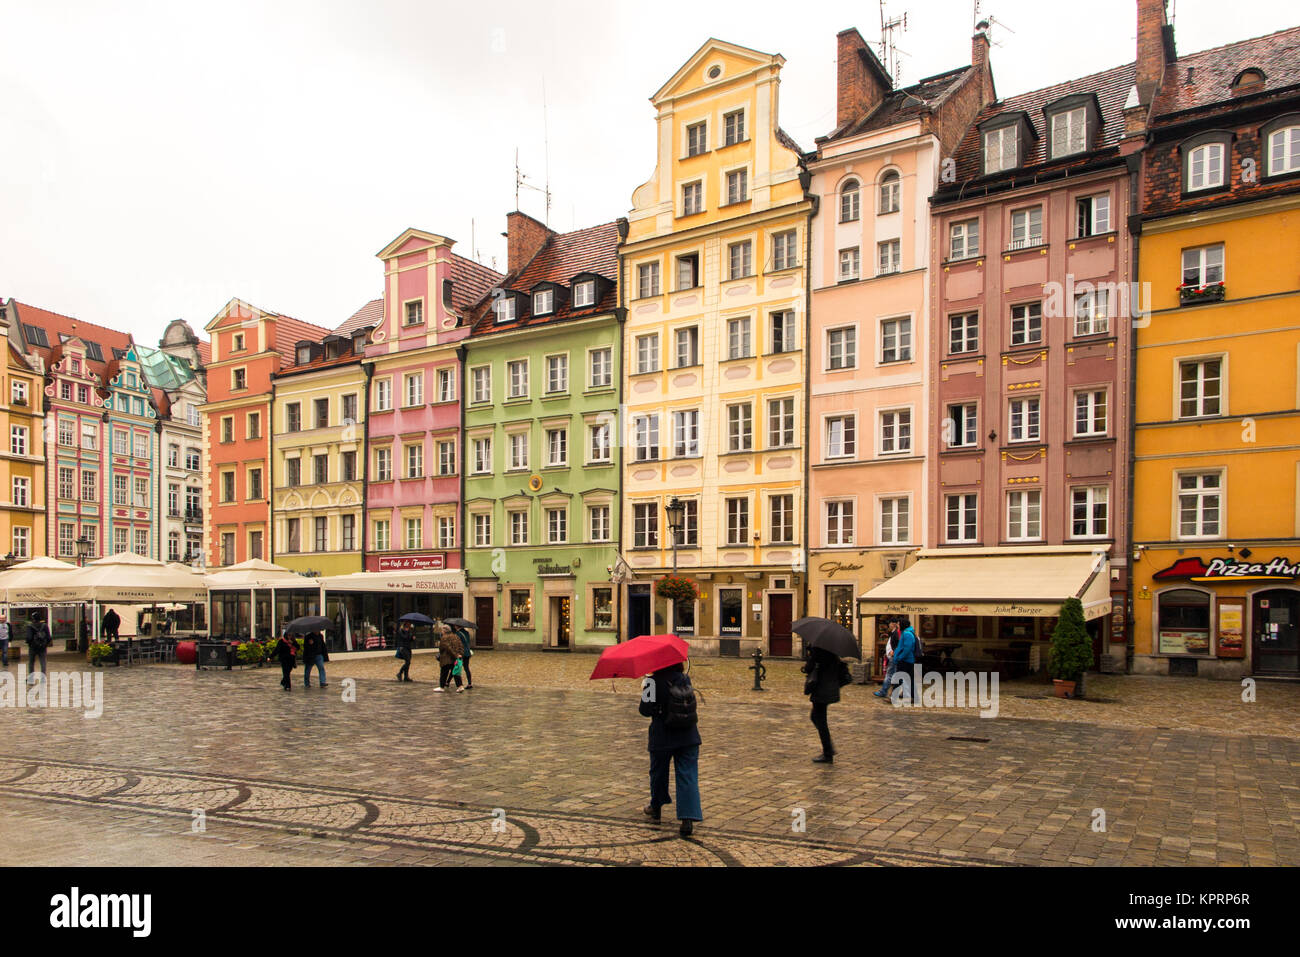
[1154,556,1300,582]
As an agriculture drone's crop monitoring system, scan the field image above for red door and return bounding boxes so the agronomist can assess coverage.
[769,595,793,657]
[475,598,494,649]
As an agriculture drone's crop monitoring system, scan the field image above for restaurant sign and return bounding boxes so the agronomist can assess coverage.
[378,555,446,572]
[862,599,1111,621]
[1153,557,1300,583]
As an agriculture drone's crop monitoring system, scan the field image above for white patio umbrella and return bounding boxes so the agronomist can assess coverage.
[0,556,79,604]
[52,553,208,604]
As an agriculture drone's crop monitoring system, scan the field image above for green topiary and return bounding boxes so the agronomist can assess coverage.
[1049,597,1092,684]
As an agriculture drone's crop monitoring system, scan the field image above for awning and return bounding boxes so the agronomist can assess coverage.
[858,546,1113,621]
[318,570,466,594]
[205,559,320,592]
[0,557,80,604]
[48,553,208,604]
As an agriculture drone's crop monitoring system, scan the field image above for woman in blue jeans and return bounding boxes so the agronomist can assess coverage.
[638,663,702,838]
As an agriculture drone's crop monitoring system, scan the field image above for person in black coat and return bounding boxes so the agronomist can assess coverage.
[102,608,121,641]
[638,663,703,837]
[25,612,52,683]
[395,621,415,682]
[271,633,298,690]
[802,645,844,764]
[301,631,328,688]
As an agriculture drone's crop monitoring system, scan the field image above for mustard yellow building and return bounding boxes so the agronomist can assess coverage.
[0,300,46,564]
[620,39,813,655]
[1132,32,1300,678]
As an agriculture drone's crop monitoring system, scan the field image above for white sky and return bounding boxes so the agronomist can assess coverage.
[1,0,1294,343]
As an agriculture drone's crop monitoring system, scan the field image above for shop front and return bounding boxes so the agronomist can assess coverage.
[1133,551,1300,678]
[858,546,1113,678]
[808,549,918,666]
[318,570,465,652]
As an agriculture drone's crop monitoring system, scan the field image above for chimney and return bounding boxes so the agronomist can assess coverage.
[504,211,554,275]
[971,20,995,107]
[1136,0,1175,106]
[836,28,891,130]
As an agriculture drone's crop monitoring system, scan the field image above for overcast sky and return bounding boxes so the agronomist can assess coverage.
[2,0,1294,343]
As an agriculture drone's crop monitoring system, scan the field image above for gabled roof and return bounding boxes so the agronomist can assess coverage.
[448,255,505,316]
[652,38,784,104]
[271,315,333,370]
[1153,25,1300,120]
[821,66,974,144]
[9,300,133,383]
[333,298,383,338]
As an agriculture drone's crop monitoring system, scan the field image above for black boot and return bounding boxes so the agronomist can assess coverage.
[679,820,694,837]
[643,804,661,822]
[813,753,833,764]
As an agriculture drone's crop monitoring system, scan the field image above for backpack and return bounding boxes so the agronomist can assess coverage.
[663,675,698,732]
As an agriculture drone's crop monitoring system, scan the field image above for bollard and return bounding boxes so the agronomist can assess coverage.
[749,647,767,692]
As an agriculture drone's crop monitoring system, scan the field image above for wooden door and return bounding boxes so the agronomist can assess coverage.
[769,594,793,656]
[474,597,494,649]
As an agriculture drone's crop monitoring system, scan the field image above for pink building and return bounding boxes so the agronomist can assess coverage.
[363,229,502,573]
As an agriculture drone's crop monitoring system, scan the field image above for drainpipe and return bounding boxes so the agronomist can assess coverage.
[1125,153,1142,676]
[456,344,467,579]
[799,171,817,628]
[361,359,373,567]
[615,217,630,643]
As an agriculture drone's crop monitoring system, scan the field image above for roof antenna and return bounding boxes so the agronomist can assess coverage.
[982,12,1016,48]
[515,148,552,225]
[879,0,908,85]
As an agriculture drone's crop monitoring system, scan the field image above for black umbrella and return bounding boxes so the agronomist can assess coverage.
[399,613,435,626]
[442,618,476,630]
[285,615,331,636]
[792,617,860,659]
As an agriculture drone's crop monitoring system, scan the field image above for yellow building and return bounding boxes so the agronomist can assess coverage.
[1132,37,1300,678]
[0,300,46,564]
[620,39,813,655]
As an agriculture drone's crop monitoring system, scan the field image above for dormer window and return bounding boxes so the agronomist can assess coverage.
[1180,131,1233,193]
[84,341,103,362]
[297,345,312,364]
[1263,116,1300,177]
[533,289,554,316]
[984,125,1018,174]
[495,295,517,323]
[404,300,424,326]
[573,280,596,308]
[71,357,81,374]
[1051,107,1087,158]
[1232,68,1265,93]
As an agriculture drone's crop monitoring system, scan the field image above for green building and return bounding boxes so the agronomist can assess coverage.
[462,214,623,651]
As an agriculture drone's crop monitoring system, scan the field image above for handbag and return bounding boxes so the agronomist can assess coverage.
[451,658,464,678]
[837,661,854,688]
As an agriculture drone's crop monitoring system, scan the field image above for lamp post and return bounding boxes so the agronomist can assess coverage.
[75,535,92,568]
[664,498,684,576]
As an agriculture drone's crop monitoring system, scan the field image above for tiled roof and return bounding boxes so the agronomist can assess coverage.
[448,255,505,315]
[469,221,620,337]
[822,66,973,143]
[333,297,383,338]
[270,315,332,371]
[10,300,133,382]
[1153,26,1300,120]
[776,126,808,159]
[197,341,211,366]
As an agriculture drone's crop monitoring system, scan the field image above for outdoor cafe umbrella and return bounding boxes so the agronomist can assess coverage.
[285,616,332,636]
[442,617,476,630]
[399,613,436,626]
[791,617,860,660]
[590,634,689,681]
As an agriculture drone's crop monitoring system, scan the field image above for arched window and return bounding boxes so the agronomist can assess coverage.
[1267,124,1300,176]
[839,179,860,223]
[1231,68,1265,91]
[878,170,901,214]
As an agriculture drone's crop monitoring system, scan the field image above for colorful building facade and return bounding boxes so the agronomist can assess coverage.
[620,39,814,656]
[0,300,46,563]
[463,217,623,651]
[103,346,159,559]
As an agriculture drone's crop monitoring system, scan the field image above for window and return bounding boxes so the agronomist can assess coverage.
[113,428,130,455]
[1179,359,1222,418]
[81,423,97,450]
[168,531,181,562]
[437,516,454,549]
[374,379,392,412]
[166,444,179,468]
[573,280,596,308]
[1074,389,1108,437]
[728,240,752,279]
[508,432,529,470]
[11,379,28,405]
[878,171,900,214]
[589,505,611,543]
[946,494,978,542]
[880,317,911,363]
[725,498,749,545]
[404,373,424,407]
[1009,398,1041,442]
[1006,490,1042,541]
[185,487,201,517]
[471,513,490,548]
[724,109,745,145]
[130,528,146,557]
[633,503,659,548]
[637,262,660,299]
[59,467,74,500]
[167,484,180,516]
[77,384,89,404]
[284,403,302,434]
[672,410,699,457]
[589,348,612,388]
[770,495,795,543]
[472,438,491,474]
[676,253,700,290]
[472,367,492,404]
[827,327,856,370]
[437,368,455,403]
[374,520,391,552]
[185,447,200,471]
[1267,125,1300,176]
[1182,244,1225,289]
[438,441,456,476]
[726,318,752,359]
[634,415,660,462]
[218,472,235,504]
[1009,207,1043,249]
[825,415,855,459]
[9,425,26,456]
[219,532,234,565]
[533,288,554,316]
[341,514,357,550]
[244,412,261,440]
[949,312,979,355]
[593,588,613,629]
[247,468,262,501]
[1050,107,1087,158]
[341,394,357,424]
[635,335,659,374]
[840,179,861,222]
[374,447,392,482]
[984,125,1017,174]
[682,181,703,216]
[337,450,356,482]
[880,497,910,545]
[314,454,329,484]
[1076,194,1111,237]
[219,418,234,444]
[58,419,74,447]
[405,518,422,550]
[547,428,567,466]
[404,300,424,326]
[1071,486,1109,538]
[726,168,748,205]
[589,422,611,462]
[547,508,568,544]
[1157,589,1211,656]
[947,403,977,448]
[113,474,127,506]
[1179,472,1222,538]
[1010,302,1043,346]
[509,510,529,546]
[286,458,302,486]
[675,327,699,368]
[879,409,912,455]
[508,360,529,398]
[232,368,247,391]
[727,403,753,453]
[1187,142,1225,191]
[1074,289,1110,336]
[187,404,200,427]
[59,523,75,557]
[113,528,127,556]
[825,501,854,546]
[686,121,707,157]
[313,516,327,552]
[510,590,531,628]
[60,381,71,401]
[12,476,28,508]
[495,296,517,323]
[877,240,901,275]
[768,398,795,448]
[772,230,798,270]
[770,311,796,353]
[838,247,861,282]
[546,354,568,393]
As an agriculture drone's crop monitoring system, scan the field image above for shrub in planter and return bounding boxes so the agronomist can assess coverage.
[87,642,116,666]
[235,640,266,666]
[655,575,698,604]
[1049,597,1092,697]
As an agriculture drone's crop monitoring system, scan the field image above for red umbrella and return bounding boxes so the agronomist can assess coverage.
[590,634,690,680]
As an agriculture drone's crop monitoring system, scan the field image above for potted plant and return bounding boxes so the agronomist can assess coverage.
[235,640,266,668]
[655,575,698,605]
[88,642,118,667]
[1049,597,1092,698]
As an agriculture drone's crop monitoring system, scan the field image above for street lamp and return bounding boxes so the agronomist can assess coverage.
[75,535,92,567]
[664,498,685,575]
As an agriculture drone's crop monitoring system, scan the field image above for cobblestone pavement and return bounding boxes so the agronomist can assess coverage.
[1,662,1298,866]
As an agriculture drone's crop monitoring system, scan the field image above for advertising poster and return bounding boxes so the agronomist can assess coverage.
[1217,600,1245,658]
[1159,629,1211,656]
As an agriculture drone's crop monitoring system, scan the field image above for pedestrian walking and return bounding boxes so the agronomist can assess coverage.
[435,624,463,692]
[877,618,918,702]
[803,644,848,764]
[395,621,415,682]
[0,611,11,667]
[302,630,328,688]
[455,625,474,690]
[271,631,298,690]
[639,662,702,837]
[26,611,52,683]
[873,619,901,698]
[78,609,90,654]
[102,607,120,641]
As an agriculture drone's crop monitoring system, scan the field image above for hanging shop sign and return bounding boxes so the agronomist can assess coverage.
[1153,557,1300,582]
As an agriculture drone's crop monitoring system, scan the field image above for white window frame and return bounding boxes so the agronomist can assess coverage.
[984,125,1018,174]
[947,403,978,449]
[824,500,855,547]
[1073,289,1111,336]
[949,312,979,355]
[827,326,857,371]
[1187,142,1225,191]
[1267,126,1300,176]
[1008,397,1041,443]
[879,316,912,364]
[726,317,752,360]
[533,288,554,316]
[589,347,613,388]
[471,366,492,404]
[546,428,568,467]
[876,239,901,275]
[877,171,901,214]
[1070,486,1110,539]
[1010,302,1043,346]
[838,247,861,282]
[878,408,913,456]
[635,334,659,374]
[1009,206,1043,249]
[950,218,980,260]
[1177,470,1224,540]
[1050,107,1087,158]
[879,495,911,546]
[507,359,529,399]
[946,493,979,543]
[1076,193,1111,237]
[508,431,529,471]
[1006,490,1042,541]
[545,354,569,394]
[1073,389,1108,438]
[824,414,856,460]
[637,262,661,299]
[573,280,596,308]
[1178,357,1224,419]
[1181,244,1225,289]
[839,180,861,222]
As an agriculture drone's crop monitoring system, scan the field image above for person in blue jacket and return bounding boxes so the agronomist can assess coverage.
[878,618,918,702]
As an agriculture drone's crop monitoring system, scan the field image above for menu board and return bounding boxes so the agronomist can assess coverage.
[1159,629,1211,656]
[1216,600,1245,659]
